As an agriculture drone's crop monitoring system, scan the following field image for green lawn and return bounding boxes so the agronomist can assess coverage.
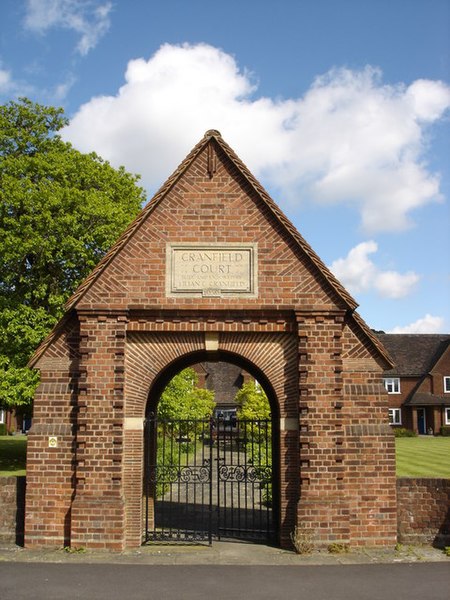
[396,436,450,478]
[1,434,449,478]
[0,435,27,476]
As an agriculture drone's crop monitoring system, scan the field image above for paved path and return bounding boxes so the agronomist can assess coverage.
[0,539,448,566]
[1,562,449,600]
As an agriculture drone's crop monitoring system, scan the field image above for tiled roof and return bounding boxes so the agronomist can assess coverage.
[376,334,450,376]
[405,392,450,406]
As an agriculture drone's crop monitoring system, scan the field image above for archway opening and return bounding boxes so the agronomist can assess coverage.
[143,351,280,545]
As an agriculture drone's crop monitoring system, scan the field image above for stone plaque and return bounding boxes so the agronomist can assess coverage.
[167,243,257,297]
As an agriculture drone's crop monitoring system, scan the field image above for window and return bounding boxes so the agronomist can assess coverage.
[0,408,4,425]
[388,408,402,425]
[383,377,401,394]
[445,407,450,426]
[444,376,450,393]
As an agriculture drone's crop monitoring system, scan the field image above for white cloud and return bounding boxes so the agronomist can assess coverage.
[0,67,12,93]
[0,57,74,102]
[62,43,450,233]
[53,74,77,100]
[388,314,445,333]
[24,0,112,56]
[0,61,33,98]
[329,241,419,299]
[406,79,450,121]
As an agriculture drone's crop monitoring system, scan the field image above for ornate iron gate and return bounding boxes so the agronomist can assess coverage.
[144,415,274,544]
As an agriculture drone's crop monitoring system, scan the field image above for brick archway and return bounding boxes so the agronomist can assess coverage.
[26,130,397,550]
[122,329,298,547]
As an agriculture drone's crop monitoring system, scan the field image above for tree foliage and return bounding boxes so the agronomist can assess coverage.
[156,368,215,481]
[158,368,216,422]
[235,380,271,420]
[235,380,272,504]
[0,98,146,409]
[0,306,55,408]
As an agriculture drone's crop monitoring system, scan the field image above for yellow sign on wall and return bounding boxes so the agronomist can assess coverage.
[48,436,58,448]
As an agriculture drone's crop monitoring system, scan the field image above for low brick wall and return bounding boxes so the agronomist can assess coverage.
[397,478,450,547]
[1,477,449,548]
[0,477,26,545]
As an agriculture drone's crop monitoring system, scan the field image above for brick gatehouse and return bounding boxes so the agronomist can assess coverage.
[26,130,397,550]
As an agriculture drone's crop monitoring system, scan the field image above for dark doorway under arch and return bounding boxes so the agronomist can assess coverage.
[143,352,279,545]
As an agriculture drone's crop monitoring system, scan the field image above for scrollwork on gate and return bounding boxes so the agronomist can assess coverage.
[179,465,211,483]
[218,464,271,482]
[149,465,179,483]
[149,464,211,483]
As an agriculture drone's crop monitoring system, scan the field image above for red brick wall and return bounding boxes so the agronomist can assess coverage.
[7,475,449,548]
[386,377,416,431]
[431,348,450,397]
[25,318,79,547]
[0,477,25,544]
[397,478,450,546]
[295,315,397,547]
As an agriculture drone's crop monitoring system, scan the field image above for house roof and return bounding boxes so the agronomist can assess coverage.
[405,392,450,407]
[29,130,392,368]
[376,334,450,376]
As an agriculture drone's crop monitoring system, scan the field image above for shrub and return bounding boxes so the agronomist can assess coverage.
[328,543,350,554]
[290,524,314,554]
[394,427,417,438]
[0,423,6,436]
[439,426,450,437]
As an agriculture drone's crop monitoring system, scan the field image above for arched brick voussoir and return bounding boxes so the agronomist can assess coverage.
[125,331,205,418]
[219,332,298,419]
[124,331,298,420]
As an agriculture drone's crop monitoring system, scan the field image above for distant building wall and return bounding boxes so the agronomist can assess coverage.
[203,362,244,408]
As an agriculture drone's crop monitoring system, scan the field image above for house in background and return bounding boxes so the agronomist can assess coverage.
[0,406,32,435]
[377,334,450,434]
[193,362,252,420]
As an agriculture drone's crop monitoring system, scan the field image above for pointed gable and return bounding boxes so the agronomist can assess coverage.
[64,130,356,311]
[30,130,390,366]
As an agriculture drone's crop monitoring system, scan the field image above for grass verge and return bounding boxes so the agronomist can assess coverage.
[396,436,450,478]
[1,434,450,479]
[0,435,27,476]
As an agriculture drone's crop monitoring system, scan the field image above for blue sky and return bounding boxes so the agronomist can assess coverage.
[1,0,449,333]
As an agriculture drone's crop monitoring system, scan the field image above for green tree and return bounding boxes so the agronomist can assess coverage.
[235,380,271,420]
[235,380,272,505]
[158,368,215,422]
[154,368,215,495]
[0,98,146,409]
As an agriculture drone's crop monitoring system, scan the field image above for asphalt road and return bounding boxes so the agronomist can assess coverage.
[1,562,449,600]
